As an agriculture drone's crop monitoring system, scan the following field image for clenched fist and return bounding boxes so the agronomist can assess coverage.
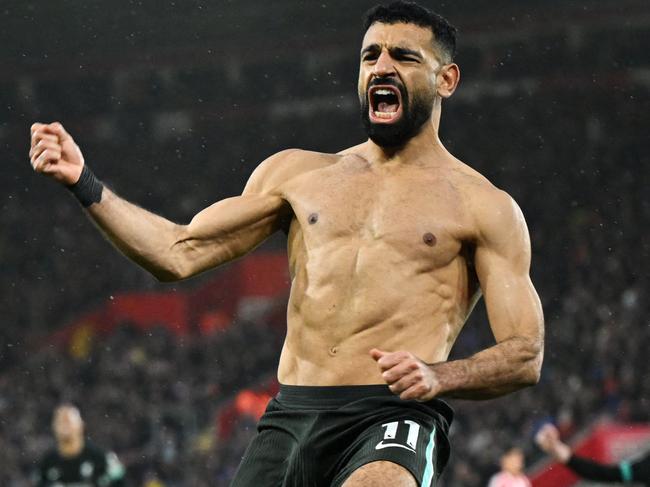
[370,349,441,401]
[534,424,571,463]
[29,122,84,185]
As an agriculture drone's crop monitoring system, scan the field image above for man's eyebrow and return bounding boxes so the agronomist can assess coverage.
[360,44,423,60]
[390,46,423,59]
[361,44,380,56]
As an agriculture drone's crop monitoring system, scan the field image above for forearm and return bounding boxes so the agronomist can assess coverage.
[86,187,186,281]
[433,336,542,399]
[566,455,626,482]
[567,454,650,483]
[83,183,286,281]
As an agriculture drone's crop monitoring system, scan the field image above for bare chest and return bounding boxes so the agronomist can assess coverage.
[283,163,473,267]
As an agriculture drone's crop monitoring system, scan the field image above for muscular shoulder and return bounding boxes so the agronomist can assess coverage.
[244,148,341,195]
[474,187,528,253]
[448,160,528,249]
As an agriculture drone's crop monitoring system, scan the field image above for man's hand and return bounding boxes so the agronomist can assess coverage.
[370,349,440,401]
[535,424,572,463]
[29,122,84,185]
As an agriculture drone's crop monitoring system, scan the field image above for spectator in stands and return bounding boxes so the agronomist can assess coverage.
[487,448,531,487]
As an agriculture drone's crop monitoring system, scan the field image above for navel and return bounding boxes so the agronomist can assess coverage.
[308,213,319,225]
[423,232,437,246]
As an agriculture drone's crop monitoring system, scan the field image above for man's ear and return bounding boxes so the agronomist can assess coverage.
[437,63,460,98]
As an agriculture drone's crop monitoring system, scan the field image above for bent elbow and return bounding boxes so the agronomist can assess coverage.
[156,229,196,282]
[154,269,184,283]
[522,347,543,386]
[151,251,191,283]
[522,364,541,386]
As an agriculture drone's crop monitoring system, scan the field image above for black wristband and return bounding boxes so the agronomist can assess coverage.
[67,165,104,207]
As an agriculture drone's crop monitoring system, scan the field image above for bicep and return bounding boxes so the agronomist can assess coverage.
[186,193,286,240]
[475,246,543,343]
[187,152,292,244]
[473,194,543,343]
[173,192,288,276]
[172,150,297,277]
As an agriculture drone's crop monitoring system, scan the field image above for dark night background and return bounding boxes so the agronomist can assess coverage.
[1,1,649,485]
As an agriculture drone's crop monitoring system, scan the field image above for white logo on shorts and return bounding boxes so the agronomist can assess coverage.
[375,441,417,452]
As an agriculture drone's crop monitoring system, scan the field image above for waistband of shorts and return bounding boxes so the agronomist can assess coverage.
[277,384,395,407]
[276,384,454,423]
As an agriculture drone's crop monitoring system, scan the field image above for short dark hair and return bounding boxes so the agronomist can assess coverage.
[363,1,457,62]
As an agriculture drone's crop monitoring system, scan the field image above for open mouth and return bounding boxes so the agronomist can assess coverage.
[368,85,403,124]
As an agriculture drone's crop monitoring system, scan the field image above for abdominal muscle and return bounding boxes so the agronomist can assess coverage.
[276,241,471,385]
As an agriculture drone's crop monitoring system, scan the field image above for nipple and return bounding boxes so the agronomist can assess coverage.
[308,213,319,225]
[423,232,437,246]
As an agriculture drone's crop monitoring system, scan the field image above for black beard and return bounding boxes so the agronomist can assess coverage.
[360,81,433,148]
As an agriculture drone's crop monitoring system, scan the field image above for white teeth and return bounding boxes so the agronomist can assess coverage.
[374,111,397,119]
[375,89,393,95]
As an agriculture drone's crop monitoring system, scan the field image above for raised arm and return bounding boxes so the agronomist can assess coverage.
[372,189,544,401]
[536,424,650,483]
[29,122,292,282]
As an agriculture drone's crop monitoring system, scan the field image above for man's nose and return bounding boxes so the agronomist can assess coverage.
[373,50,396,77]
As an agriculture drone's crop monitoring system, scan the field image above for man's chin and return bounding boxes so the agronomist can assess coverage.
[365,121,412,148]
[368,132,409,148]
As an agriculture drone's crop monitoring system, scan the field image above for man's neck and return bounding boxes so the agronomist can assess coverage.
[58,437,84,458]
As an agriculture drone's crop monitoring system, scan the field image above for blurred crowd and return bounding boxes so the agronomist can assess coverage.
[2,2,649,486]
[0,320,283,486]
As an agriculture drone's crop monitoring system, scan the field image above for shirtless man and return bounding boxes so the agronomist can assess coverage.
[28,2,544,486]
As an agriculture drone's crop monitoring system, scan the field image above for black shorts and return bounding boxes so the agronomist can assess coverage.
[230,384,453,487]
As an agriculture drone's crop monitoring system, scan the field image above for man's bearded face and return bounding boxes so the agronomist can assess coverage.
[360,76,435,148]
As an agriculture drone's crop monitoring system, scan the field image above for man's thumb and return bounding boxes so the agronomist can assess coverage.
[369,348,387,361]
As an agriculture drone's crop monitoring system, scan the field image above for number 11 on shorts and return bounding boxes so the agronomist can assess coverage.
[375,420,421,452]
